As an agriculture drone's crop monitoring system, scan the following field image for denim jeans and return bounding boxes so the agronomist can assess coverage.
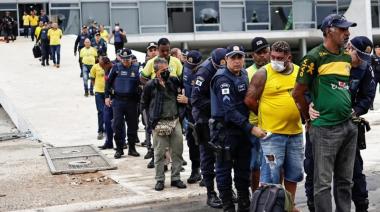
[82,65,93,93]
[50,45,61,65]
[260,133,304,183]
[310,120,357,212]
[250,135,263,171]
[95,93,105,133]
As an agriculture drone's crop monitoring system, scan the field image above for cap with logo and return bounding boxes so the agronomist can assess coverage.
[226,45,245,57]
[350,36,373,62]
[320,14,357,31]
[211,48,228,66]
[146,42,158,50]
[185,50,202,69]
[120,48,133,59]
[251,37,269,53]
[182,49,189,56]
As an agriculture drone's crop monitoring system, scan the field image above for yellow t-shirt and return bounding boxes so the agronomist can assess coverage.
[23,15,30,26]
[35,26,42,39]
[141,56,183,79]
[29,15,39,26]
[80,47,98,65]
[258,63,302,135]
[89,63,105,93]
[100,30,109,43]
[47,28,62,45]
[246,64,259,125]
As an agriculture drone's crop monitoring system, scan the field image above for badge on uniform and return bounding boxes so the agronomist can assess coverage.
[222,88,230,95]
[131,72,135,77]
[238,84,246,92]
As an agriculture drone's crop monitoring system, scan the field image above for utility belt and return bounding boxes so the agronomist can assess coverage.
[352,117,371,150]
[208,118,237,162]
[113,93,138,101]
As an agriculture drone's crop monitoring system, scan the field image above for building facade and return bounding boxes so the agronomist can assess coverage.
[0,0,376,60]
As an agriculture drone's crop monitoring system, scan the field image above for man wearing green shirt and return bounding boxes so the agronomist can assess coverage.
[293,14,357,212]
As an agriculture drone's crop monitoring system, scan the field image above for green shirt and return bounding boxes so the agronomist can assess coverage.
[297,44,352,126]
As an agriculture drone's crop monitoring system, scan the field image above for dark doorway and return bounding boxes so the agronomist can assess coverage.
[168,1,194,33]
[18,3,49,27]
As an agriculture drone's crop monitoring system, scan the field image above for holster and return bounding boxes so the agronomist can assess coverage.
[357,118,371,150]
[209,119,232,162]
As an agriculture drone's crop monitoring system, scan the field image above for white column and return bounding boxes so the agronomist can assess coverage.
[299,38,307,58]
[344,0,373,40]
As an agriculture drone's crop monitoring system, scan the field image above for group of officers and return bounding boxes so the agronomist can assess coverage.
[87,13,379,212]
[1,11,17,43]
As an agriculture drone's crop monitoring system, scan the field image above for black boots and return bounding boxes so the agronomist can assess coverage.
[128,143,140,157]
[355,199,369,212]
[114,149,124,159]
[144,148,154,159]
[187,168,202,184]
[207,191,223,209]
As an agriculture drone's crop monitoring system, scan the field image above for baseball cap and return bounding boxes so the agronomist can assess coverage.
[226,45,245,57]
[211,48,228,67]
[320,14,357,31]
[82,25,87,29]
[350,36,373,62]
[185,50,202,69]
[120,48,133,59]
[182,49,189,56]
[95,32,100,36]
[146,42,158,50]
[251,37,269,53]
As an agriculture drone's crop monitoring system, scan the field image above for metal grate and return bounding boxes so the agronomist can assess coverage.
[43,145,117,175]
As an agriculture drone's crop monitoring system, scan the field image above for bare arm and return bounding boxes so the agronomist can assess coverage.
[292,83,310,121]
[244,69,267,115]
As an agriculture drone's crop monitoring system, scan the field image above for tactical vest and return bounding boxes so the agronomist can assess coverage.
[40,29,48,41]
[114,31,122,43]
[113,63,140,97]
[183,66,197,100]
[210,68,249,119]
[372,55,380,74]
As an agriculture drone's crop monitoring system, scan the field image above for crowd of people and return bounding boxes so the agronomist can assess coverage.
[11,10,380,212]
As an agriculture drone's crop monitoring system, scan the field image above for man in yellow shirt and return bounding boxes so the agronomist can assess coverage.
[140,38,183,84]
[48,23,63,68]
[34,21,43,42]
[29,10,39,42]
[80,38,98,96]
[245,41,303,211]
[98,25,109,43]
[90,56,109,140]
[22,11,30,38]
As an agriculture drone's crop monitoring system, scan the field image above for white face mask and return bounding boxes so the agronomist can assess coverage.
[271,60,286,72]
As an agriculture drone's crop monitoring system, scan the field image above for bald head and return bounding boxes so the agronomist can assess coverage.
[84,38,91,47]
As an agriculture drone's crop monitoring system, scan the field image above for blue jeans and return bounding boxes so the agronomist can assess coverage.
[82,65,94,93]
[250,135,263,171]
[95,93,105,133]
[50,45,60,65]
[260,133,304,183]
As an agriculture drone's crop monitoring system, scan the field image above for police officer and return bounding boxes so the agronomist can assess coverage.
[191,48,226,209]
[91,32,107,57]
[305,36,376,212]
[372,44,380,102]
[105,48,141,159]
[210,45,266,212]
[74,25,90,77]
[179,50,203,184]
[36,23,50,66]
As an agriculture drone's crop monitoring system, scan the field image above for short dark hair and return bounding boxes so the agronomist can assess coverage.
[271,41,291,54]
[158,38,170,47]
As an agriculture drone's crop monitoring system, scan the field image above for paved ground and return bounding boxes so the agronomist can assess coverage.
[1,37,380,211]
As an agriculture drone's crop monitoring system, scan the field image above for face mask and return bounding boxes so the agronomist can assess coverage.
[161,69,170,81]
[271,60,286,72]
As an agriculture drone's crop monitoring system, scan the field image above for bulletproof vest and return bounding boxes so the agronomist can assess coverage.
[113,63,140,97]
[350,64,371,103]
[372,55,380,73]
[197,59,217,98]
[114,31,122,43]
[210,68,249,119]
[79,33,89,49]
[183,66,197,99]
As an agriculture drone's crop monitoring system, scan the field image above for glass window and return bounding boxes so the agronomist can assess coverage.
[0,3,17,10]
[293,0,316,29]
[139,1,167,33]
[337,0,351,14]
[51,3,79,8]
[270,1,293,30]
[51,9,80,35]
[194,1,219,24]
[372,1,380,28]
[316,3,337,29]
[245,0,269,23]
[168,1,194,33]
[111,8,139,34]
[221,7,244,31]
[81,2,110,26]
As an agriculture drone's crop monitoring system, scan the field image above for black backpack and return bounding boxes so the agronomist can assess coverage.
[250,184,293,212]
[32,44,41,58]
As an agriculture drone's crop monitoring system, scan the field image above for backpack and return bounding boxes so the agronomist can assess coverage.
[250,184,293,212]
[32,44,41,58]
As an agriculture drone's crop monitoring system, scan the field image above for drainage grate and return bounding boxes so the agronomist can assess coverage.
[43,145,117,175]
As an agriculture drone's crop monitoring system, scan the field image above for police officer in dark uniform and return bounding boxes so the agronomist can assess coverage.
[36,23,50,66]
[179,50,203,184]
[210,45,266,212]
[2,12,15,43]
[105,48,141,159]
[191,48,227,209]
[372,44,380,100]
[91,32,107,57]
[74,25,90,77]
[304,36,376,212]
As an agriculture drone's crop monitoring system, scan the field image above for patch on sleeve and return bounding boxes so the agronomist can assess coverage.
[221,88,230,95]
[220,83,230,89]
[195,76,205,86]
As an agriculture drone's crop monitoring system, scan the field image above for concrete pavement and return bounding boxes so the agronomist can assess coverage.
[1,37,380,211]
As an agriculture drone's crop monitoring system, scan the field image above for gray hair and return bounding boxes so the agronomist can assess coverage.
[153,57,168,72]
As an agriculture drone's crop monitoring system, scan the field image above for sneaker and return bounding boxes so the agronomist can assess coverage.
[144,149,154,159]
[147,159,155,168]
[97,132,104,140]
[171,180,187,189]
[155,181,164,191]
